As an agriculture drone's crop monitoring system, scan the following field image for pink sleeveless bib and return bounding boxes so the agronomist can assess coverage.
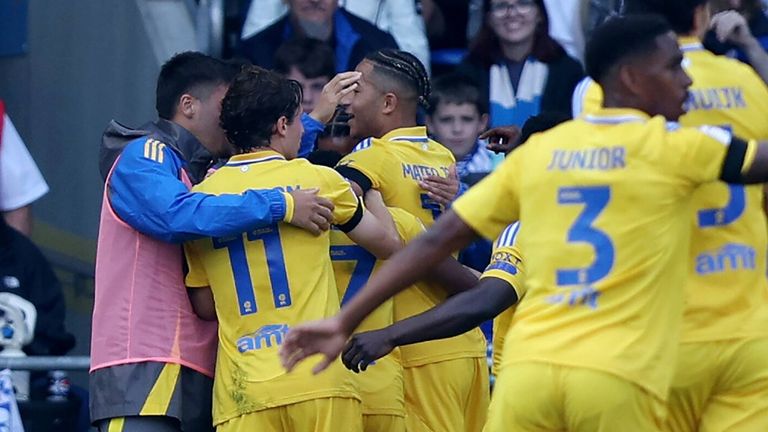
[90,159,217,376]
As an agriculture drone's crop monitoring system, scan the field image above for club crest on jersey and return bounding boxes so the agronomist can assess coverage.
[237,324,289,353]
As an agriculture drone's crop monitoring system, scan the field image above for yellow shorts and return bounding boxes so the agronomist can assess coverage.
[403,357,489,432]
[216,397,362,432]
[363,414,406,432]
[665,337,768,432]
[485,362,666,432]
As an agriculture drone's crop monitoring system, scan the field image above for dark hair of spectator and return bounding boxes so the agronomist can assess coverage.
[427,74,489,116]
[467,0,565,67]
[623,0,708,34]
[364,49,431,110]
[274,38,336,79]
[519,111,571,143]
[585,14,673,84]
[220,65,303,151]
[155,51,238,120]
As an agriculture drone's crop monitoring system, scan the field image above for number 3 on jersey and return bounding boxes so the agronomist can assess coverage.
[698,124,746,228]
[697,185,745,227]
[557,186,615,286]
[213,228,292,316]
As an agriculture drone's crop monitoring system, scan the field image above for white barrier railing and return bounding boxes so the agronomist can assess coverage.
[0,357,90,371]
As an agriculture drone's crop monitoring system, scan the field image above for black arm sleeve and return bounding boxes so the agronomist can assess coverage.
[720,137,749,183]
[389,278,519,347]
[336,166,373,194]
[336,197,365,233]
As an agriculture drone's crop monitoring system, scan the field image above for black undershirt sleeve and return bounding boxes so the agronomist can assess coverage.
[720,137,749,183]
[336,166,373,194]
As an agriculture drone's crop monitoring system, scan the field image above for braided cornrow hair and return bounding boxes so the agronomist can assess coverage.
[364,49,431,110]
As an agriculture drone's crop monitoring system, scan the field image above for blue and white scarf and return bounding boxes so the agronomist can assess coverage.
[489,58,548,127]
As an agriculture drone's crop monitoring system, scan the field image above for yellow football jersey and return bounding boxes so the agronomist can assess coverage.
[390,209,487,367]
[336,126,456,227]
[453,108,742,400]
[573,37,768,343]
[328,208,421,417]
[184,150,361,425]
[481,222,527,375]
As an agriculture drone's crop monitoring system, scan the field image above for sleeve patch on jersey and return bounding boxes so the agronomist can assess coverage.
[495,222,520,247]
[486,260,519,275]
[351,138,372,153]
[143,139,167,163]
[697,125,732,146]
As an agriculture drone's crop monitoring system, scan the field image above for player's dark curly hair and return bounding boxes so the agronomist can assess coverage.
[220,65,303,152]
[585,14,672,84]
[364,49,431,110]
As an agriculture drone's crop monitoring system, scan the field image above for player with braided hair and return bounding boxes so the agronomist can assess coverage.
[335,49,489,432]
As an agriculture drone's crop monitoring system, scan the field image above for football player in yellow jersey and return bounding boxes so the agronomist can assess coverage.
[182,66,406,432]
[282,15,768,431]
[333,49,489,432]
[334,49,457,227]
[573,1,768,430]
[329,192,410,432]
[338,222,525,379]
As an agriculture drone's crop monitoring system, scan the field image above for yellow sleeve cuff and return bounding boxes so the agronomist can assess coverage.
[282,191,295,223]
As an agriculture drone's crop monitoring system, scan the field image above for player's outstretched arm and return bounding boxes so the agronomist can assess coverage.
[344,192,402,259]
[342,278,518,373]
[280,210,478,373]
[109,142,336,242]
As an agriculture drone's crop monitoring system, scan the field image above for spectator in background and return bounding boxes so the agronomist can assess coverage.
[707,0,768,78]
[274,38,336,114]
[0,101,49,236]
[241,0,428,73]
[457,0,583,128]
[238,0,398,73]
[422,0,476,75]
[426,74,503,185]
[0,215,75,357]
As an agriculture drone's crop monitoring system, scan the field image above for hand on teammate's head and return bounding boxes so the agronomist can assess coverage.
[309,71,362,124]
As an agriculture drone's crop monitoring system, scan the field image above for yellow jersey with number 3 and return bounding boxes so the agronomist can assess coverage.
[573,37,768,343]
[336,126,455,227]
[452,109,745,400]
[481,222,527,375]
[184,150,362,425]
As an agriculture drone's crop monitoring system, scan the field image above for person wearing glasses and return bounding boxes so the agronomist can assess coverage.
[457,0,584,128]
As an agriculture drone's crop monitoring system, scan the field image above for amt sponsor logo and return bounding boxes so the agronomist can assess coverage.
[695,243,756,275]
[237,324,289,353]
